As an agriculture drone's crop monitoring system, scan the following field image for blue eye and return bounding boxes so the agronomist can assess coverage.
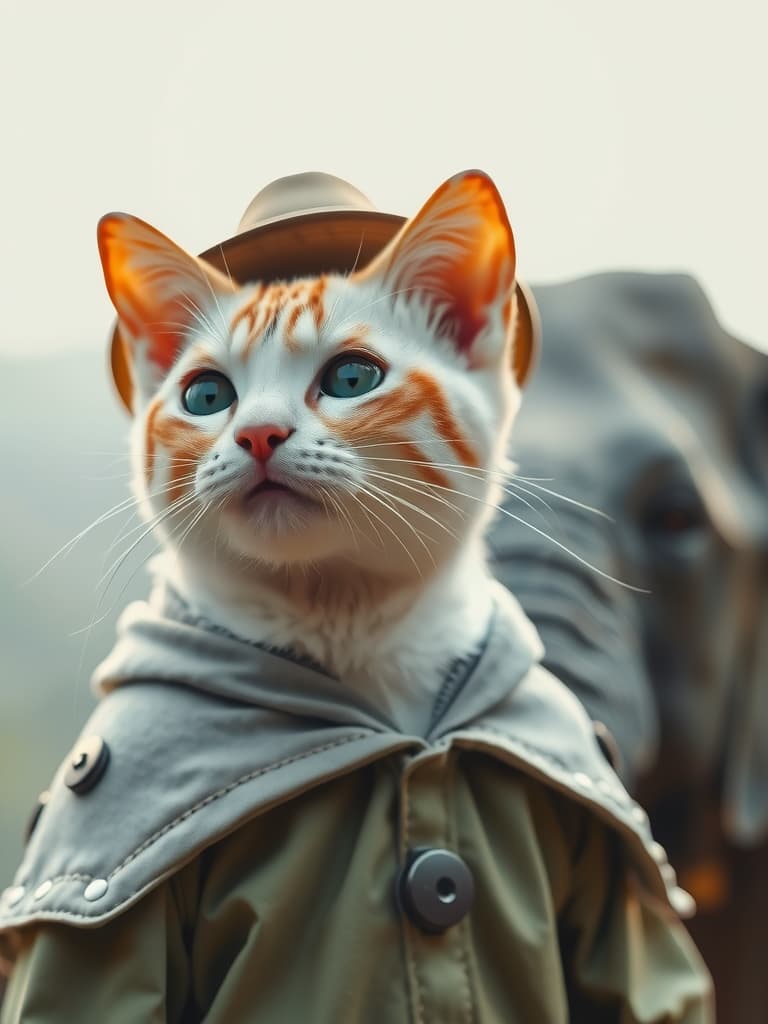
[183,372,237,415]
[320,357,384,399]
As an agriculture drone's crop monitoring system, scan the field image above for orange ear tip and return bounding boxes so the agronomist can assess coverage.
[449,168,491,183]
[97,212,129,236]
[449,170,500,195]
[96,215,130,266]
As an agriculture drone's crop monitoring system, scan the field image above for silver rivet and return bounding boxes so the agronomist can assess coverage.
[3,886,25,907]
[572,772,593,788]
[33,880,53,901]
[650,841,667,863]
[83,878,109,902]
[596,778,614,796]
[669,886,696,918]
[631,805,648,825]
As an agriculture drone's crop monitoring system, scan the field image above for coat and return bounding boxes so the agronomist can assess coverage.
[0,582,713,1022]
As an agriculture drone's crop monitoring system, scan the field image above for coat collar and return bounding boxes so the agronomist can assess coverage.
[92,578,543,740]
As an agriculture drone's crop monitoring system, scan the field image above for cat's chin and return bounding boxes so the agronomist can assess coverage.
[216,499,352,568]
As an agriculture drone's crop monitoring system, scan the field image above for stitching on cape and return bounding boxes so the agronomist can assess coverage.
[1,734,374,922]
[108,732,370,878]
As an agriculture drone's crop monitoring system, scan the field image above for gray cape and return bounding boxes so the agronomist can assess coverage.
[0,581,694,933]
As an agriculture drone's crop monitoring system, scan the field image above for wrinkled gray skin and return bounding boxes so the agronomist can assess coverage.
[490,272,768,1021]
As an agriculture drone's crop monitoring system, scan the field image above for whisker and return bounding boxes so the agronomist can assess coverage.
[197,270,231,343]
[218,244,235,289]
[364,455,611,523]
[353,485,427,575]
[367,471,644,592]
[73,497,203,637]
[104,477,201,553]
[178,291,218,339]
[364,471,465,538]
[317,485,360,551]
[359,482,439,565]
[502,480,556,516]
[341,489,386,549]
[93,493,199,594]
[347,438,472,450]
[364,458,548,525]
[28,494,145,581]
[508,476,613,521]
[366,479,462,543]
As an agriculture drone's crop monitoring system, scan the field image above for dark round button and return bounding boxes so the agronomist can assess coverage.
[593,720,623,775]
[397,848,475,934]
[64,736,110,794]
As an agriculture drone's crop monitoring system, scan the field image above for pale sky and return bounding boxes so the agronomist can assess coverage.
[1,0,766,357]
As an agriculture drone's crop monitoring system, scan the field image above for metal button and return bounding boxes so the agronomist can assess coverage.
[83,878,109,902]
[397,848,474,934]
[572,771,593,789]
[25,790,51,843]
[65,736,110,794]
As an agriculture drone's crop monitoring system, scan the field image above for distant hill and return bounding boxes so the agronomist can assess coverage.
[0,352,149,881]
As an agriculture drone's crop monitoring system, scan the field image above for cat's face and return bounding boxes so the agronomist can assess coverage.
[99,172,523,581]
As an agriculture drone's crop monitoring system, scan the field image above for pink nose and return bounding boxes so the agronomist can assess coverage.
[235,424,293,462]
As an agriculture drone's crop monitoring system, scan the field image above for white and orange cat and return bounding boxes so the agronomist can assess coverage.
[98,171,528,735]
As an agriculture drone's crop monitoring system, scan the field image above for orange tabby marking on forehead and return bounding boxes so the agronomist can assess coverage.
[230,284,265,341]
[234,278,328,357]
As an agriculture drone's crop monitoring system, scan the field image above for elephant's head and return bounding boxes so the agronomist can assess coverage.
[491,272,768,850]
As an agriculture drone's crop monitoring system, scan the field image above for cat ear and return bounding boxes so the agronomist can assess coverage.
[98,214,236,401]
[355,171,518,368]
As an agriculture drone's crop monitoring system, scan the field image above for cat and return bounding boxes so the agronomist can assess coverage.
[99,170,525,735]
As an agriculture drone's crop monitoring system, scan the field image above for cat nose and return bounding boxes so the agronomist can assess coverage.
[235,424,294,462]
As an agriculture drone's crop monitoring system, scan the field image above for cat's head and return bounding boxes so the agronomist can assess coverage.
[98,171,525,583]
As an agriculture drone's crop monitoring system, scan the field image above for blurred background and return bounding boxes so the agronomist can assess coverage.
[1,0,767,1014]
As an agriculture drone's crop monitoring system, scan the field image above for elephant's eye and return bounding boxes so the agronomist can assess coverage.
[639,482,711,571]
[640,484,708,536]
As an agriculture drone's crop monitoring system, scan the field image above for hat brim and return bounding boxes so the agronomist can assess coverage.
[110,209,540,412]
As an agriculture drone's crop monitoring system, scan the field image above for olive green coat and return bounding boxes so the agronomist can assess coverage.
[0,586,713,1022]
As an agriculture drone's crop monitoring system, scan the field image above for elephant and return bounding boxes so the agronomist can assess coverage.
[490,272,768,1022]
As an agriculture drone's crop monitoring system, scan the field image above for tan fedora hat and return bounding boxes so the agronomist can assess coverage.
[110,172,540,412]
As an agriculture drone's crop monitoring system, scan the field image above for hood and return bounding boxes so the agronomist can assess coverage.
[92,577,544,741]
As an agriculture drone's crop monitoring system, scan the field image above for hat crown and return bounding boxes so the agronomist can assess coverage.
[237,172,376,233]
